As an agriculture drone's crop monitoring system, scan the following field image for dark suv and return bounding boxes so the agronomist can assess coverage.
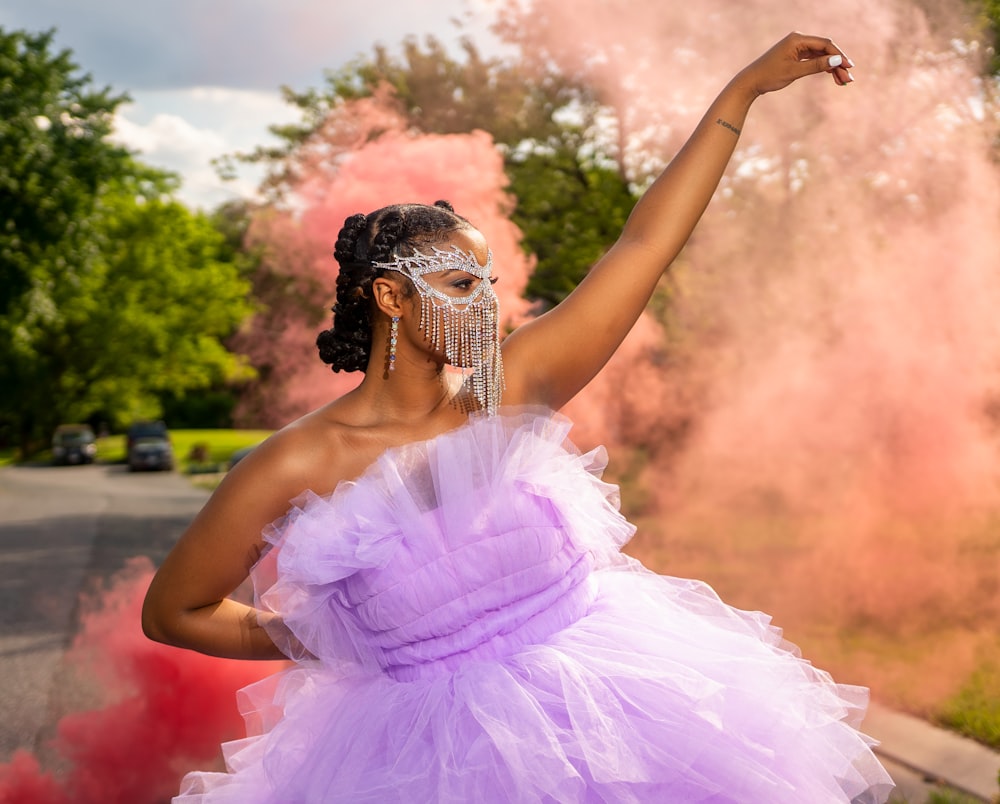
[126,420,168,451]
[126,421,173,472]
[51,424,97,465]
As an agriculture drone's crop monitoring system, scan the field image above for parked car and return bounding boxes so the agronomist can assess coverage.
[128,436,174,472]
[126,420,169,453]
[51,424,97,465]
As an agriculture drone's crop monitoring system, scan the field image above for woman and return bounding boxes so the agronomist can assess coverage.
[143,32,895,802]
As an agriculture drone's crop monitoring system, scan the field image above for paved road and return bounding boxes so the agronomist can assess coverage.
[0,462,209,763]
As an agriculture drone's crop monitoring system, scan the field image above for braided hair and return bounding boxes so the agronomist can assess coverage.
[317,201,471,373]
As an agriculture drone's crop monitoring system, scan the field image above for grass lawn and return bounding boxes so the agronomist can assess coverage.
[0,447,16,468]
[2,430,271,470]
[939,660,1000,749]
[96,429,272,473]
[165,429,271,472]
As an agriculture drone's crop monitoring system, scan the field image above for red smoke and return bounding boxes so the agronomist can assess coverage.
[0,559,281,804]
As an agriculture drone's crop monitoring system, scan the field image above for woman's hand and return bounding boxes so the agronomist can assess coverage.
[738,32,854,97]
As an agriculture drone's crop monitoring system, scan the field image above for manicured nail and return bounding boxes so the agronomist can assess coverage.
[846,58,855,68]
[828,55,843,68]
[846,71,855,82]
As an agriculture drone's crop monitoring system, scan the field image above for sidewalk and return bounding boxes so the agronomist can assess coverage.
[864,703,1000,802]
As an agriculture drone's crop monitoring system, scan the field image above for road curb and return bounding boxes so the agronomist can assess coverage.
[864,704,1000,802]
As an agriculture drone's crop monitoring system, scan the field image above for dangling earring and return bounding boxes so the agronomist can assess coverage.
[388,316,399,372]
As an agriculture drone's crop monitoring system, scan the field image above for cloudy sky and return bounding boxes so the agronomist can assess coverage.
[2,0,501,208]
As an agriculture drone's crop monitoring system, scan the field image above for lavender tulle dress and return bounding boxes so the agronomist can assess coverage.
[176,409,894,803]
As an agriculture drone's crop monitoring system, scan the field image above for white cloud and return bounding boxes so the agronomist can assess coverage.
[111,87,302,209]
[113,111,227,157]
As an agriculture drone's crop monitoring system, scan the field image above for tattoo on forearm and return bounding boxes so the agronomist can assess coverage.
[716,118,741,136]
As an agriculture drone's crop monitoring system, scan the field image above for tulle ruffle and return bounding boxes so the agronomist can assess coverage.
[252,409,633,675]
[175,408,893,803]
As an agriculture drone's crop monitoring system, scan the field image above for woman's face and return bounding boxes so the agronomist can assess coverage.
[394,227,499,371]
[377,224,505,412]
[416,228,495,303]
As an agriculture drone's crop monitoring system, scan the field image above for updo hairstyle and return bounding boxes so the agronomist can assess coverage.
[317,201,470,373]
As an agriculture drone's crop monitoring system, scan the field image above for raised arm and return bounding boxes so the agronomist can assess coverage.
[502,32,853,408]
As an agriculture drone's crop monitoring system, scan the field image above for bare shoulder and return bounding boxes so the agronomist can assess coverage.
[218,404,360,513]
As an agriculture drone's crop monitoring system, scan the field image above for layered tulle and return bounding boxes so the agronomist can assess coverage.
[176,408,894,803]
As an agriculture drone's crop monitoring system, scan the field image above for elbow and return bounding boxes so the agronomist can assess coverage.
[141,586,179,646]
[140,603,168,645]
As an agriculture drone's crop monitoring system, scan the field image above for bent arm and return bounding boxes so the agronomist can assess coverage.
[142,590,285,661]
[502,33,851,408]
[141,504,285,661]
[142,430,322,660]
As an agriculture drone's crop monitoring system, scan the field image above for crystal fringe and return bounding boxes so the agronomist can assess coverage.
[375,246,505,415]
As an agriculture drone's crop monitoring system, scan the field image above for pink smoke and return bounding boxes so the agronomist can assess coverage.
[0,559,281,804]
[234,89,532,427]
[497,0,1000,709]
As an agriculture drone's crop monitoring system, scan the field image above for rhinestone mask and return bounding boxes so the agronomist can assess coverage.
[374,244,505,415]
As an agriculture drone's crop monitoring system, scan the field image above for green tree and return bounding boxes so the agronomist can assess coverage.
[253,36,585,161]
[0,28,253,453]
[75,185,254,421]
[982,0,1000,73]
[0,28,133,316]
[509,140,636,309]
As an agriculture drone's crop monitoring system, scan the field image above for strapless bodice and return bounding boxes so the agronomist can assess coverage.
[255,409,634,679]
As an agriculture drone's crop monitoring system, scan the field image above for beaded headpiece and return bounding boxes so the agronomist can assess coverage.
[374,245,505,415]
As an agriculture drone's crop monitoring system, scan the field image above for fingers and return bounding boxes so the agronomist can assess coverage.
[744,32,855,96]
[791,33,855,85]
[827,57,854,86]
[789,33,846,59]
[831,64,854,86]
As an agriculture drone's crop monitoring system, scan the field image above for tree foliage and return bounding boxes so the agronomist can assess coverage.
[509,141,635,308]
[262,36,585,157]
[982,0,1000,73]
[0,28,253,453]
[0,28,133,317]
[235,36,636,309]
[79,187,254,417]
